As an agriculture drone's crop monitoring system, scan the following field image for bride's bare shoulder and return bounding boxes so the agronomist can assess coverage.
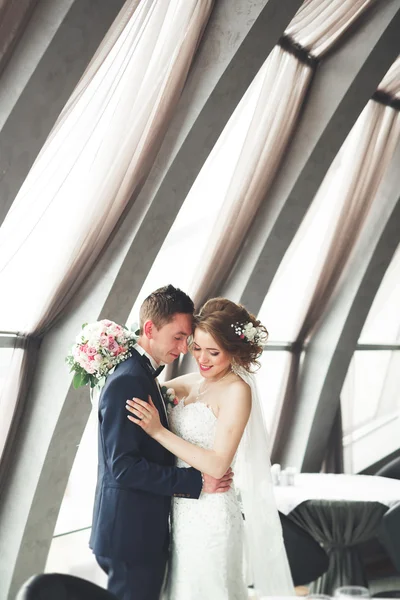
[224,376,251,401]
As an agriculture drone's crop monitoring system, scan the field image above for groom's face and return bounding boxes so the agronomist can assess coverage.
[147,313,193,365]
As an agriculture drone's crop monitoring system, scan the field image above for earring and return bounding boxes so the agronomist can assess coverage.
[231,360,240,375]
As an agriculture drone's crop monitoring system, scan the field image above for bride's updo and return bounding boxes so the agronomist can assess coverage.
[194,298,268,372]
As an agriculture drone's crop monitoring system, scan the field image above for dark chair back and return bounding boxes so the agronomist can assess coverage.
[376,457,400,480]
[279,511,329,586]
[16,573,118,600]
[380,502,400,574]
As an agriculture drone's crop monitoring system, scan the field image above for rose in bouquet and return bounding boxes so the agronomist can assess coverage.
[66,319,138,389]
[161,386,179,409]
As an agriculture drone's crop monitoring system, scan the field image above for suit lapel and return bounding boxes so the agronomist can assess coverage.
[133,349,169,428]
[149,377,169,428]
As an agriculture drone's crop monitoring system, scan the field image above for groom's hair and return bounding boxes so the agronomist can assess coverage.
[139,285,194,333]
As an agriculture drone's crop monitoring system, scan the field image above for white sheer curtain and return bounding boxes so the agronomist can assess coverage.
[375,54,400,99]
[0,0,214,334]
[269,57,400,459]
[185,0,375,307]
[261,56,400,344]
[286,0,375,56]
[0,0,214,484]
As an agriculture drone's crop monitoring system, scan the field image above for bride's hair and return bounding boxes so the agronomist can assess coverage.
[194,298,268,372]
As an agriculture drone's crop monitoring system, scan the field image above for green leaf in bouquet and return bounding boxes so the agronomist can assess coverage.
[73,372,84,389]
[89,376,99,388]
[81,322,88,329]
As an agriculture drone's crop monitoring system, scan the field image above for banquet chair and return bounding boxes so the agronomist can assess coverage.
[379,503,400,573]
[372,503,400,598]
[375,457,400,480]
[15,573,118,600]
[279,511,329,586]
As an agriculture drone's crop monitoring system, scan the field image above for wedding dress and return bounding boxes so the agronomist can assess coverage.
[166,397,248,599]
[165,371,294,600]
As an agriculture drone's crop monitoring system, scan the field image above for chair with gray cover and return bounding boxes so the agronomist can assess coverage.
[16,573,118,600]
[279,511,329,586]
[375,457,400,480]
[372,502,400,598]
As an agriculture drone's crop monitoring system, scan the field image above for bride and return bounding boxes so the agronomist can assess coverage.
[126,298,294,599]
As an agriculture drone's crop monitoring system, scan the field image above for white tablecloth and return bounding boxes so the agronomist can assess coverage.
[274,473,400,515]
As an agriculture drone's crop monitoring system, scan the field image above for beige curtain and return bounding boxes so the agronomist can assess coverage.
[0,0,38,76]
[0,0,214,334]
[272,57,400,463]
[0,0,214,485]
[187,0,375,308]
[297,104,400,343]
[299,56,400,342]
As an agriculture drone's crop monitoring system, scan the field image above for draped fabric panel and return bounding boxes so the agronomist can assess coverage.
[0,0,214,487]
[272,57,400,462]
[0,0,214,334]
[289,500,388,595]
[186,0,376,308]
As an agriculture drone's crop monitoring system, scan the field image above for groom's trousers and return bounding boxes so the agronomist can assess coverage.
[96,554,168,600]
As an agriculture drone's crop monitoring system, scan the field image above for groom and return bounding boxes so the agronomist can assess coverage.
[90,285,232,600]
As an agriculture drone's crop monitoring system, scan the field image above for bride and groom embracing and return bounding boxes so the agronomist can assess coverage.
[89,284,294,600]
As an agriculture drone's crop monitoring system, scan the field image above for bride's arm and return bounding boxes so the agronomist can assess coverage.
[127,382,251,479]
[162,373,198,399]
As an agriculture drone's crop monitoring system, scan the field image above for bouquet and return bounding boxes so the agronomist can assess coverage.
[66,319,138,389]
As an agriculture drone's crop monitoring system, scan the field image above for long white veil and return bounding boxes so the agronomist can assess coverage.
[235,369,295,597]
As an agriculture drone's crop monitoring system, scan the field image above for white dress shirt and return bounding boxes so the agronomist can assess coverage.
[134,343,168,424]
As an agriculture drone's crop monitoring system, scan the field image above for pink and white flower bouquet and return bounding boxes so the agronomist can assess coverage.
[66,319,138,389]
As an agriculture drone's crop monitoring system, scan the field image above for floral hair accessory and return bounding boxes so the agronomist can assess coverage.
[161,386,179,408]
[231,321,267,345]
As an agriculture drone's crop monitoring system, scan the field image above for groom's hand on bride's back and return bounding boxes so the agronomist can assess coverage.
[202,468,233,494]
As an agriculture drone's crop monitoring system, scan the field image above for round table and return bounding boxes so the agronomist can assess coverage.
[273,474,400,595]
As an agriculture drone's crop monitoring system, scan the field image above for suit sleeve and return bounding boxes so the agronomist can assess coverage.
[100,373,202,498]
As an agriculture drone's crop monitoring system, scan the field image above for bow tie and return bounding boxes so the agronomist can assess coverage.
[141,354,165,378]
[153,364,165,378]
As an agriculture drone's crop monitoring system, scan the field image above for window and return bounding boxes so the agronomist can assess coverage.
[359,245,400,344]
[46,528,105,585]
[341,350,400,473]
[0,336,21,458]
[255,349,292,442]
[126,72,265,327]
[54,409,98,536]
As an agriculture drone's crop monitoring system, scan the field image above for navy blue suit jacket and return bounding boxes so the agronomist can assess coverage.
[89,349,202,563]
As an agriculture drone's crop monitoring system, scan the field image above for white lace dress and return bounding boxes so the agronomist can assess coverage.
[165,398,248,600]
